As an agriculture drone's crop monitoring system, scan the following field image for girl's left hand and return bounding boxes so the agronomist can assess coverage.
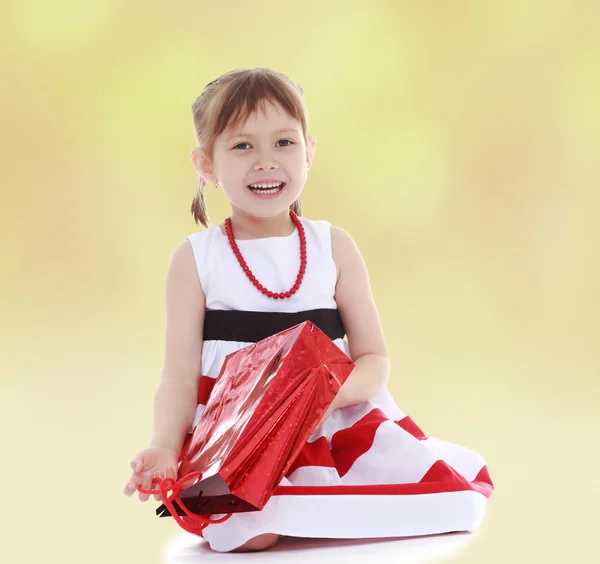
[316,399,338,430]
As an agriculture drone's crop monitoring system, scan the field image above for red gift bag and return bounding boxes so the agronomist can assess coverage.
[149,320,354,533]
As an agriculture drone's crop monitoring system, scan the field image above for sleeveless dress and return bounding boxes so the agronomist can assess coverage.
[181,217,494,553]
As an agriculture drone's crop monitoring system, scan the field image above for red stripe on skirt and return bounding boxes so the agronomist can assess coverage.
[394,415,428,440]
[275,462,493,498]
[286,407,387,477]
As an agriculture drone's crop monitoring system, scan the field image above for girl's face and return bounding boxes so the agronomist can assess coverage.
[209,101,314,219]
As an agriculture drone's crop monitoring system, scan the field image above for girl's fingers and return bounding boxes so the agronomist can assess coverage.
[123,479,137,496]
[124,470,143,496]
[153,472,164,501]
[138,471,153,502]
[125,464,177,500]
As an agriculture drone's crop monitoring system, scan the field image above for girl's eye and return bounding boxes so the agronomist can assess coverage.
[233,139,294,150]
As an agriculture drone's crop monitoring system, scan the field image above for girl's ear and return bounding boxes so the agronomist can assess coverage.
[306,134,317,170]
[191,146,217,185]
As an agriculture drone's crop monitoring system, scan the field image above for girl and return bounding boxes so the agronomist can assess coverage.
[123,67,494,553]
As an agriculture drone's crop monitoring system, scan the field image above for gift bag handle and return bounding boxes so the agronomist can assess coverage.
[138,471,232,534]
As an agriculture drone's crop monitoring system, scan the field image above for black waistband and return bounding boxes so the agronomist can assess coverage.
[203,308,346,343]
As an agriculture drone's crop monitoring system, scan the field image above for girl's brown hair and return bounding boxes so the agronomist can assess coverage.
[190,68,313,227]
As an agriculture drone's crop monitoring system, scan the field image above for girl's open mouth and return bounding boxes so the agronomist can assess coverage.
[247,182,286,199]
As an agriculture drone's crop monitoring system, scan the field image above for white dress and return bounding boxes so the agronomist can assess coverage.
[178,217,493,553]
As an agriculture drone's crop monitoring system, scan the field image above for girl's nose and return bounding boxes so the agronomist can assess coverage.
[253,151,279,171]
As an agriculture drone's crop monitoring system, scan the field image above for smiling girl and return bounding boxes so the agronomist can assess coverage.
[123,67,493,553]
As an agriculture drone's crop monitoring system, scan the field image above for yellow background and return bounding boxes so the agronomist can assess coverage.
[2,1,599,562]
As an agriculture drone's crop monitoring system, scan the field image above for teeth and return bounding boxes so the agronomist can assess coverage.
[250,187,281,194]
[249,182,283,189]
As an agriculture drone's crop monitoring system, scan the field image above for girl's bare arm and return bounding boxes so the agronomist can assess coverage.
[149,239,205,454]
[330,226,390,409]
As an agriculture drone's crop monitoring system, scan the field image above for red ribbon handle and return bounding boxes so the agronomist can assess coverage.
[137,471,232,534]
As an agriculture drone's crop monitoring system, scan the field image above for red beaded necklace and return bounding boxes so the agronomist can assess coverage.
[224,210,307,300]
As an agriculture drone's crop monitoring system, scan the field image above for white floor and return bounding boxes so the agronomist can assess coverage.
[163,531,475,563]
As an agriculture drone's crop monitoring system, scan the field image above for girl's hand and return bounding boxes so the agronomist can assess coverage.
[123,446,180,502]
[316,399,339,431]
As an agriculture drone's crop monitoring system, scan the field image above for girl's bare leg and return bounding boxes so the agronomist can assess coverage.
[230,533,280,552]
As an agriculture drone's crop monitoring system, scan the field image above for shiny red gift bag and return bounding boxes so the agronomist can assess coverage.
[154,320,354,528]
